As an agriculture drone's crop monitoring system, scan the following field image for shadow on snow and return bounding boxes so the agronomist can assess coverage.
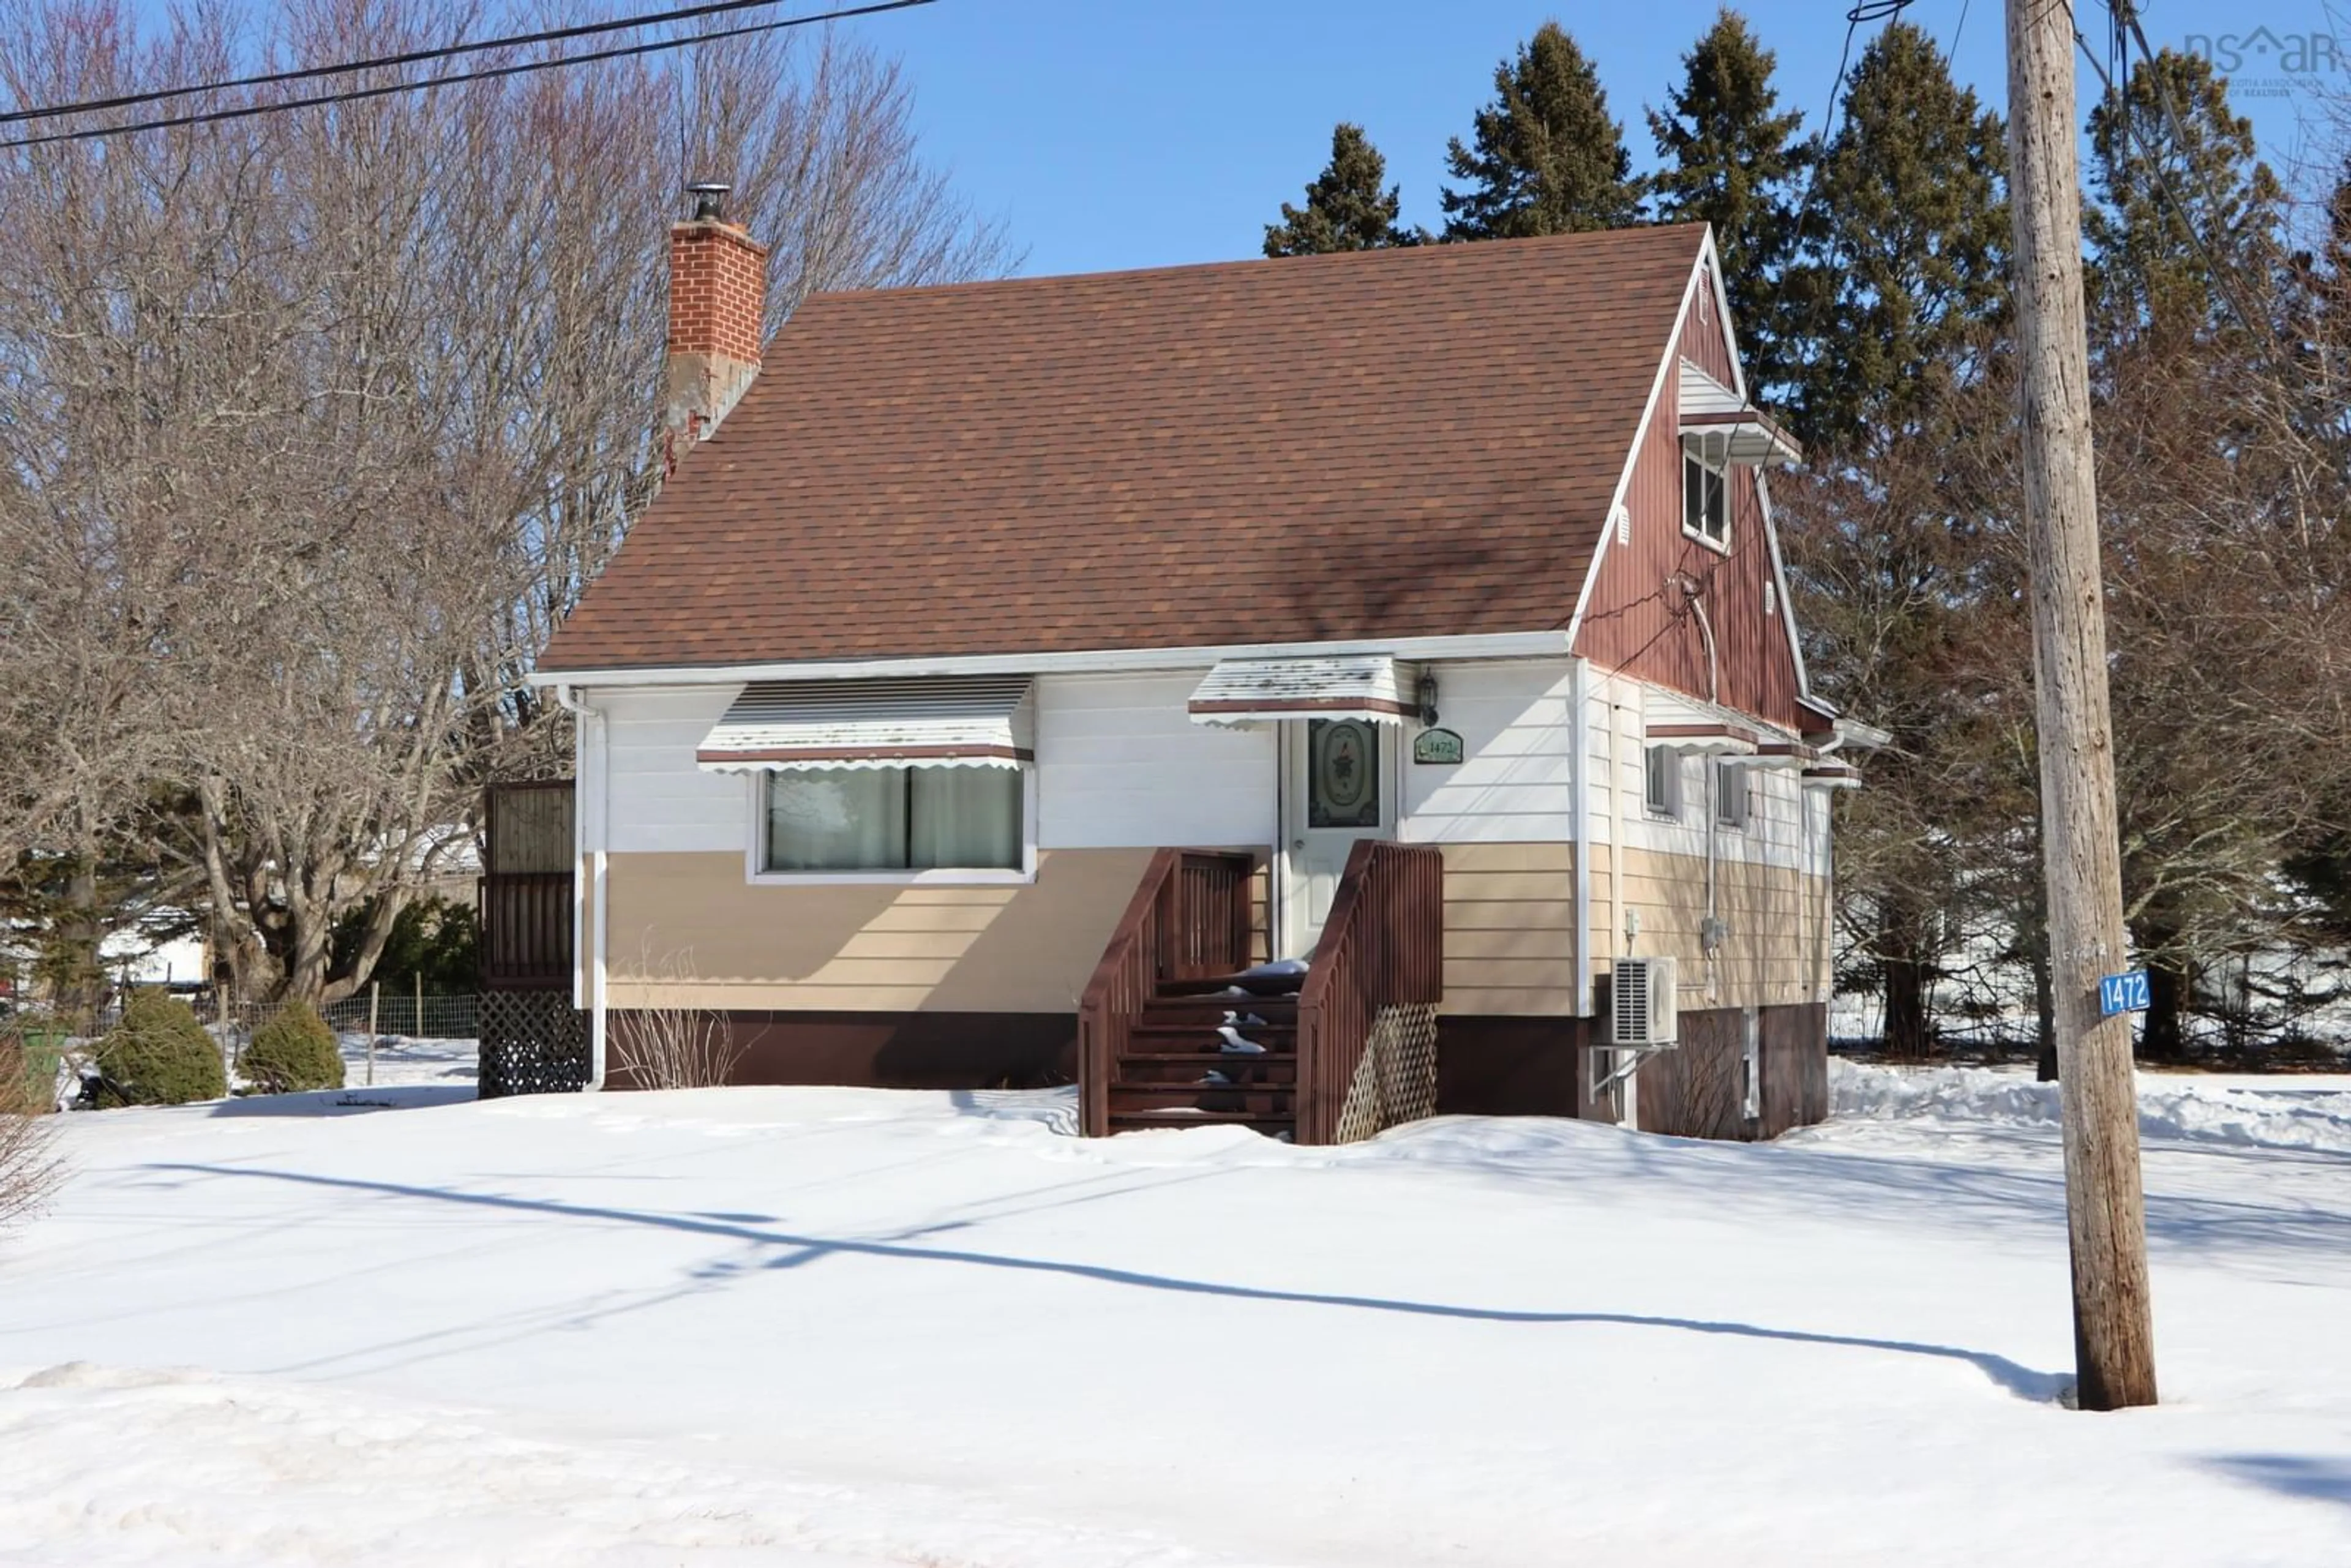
[140,1160,2071,1404]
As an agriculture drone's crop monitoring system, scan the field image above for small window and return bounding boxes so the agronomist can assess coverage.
[765,766,1022,872]
[1683,443,1729,546]
[1644,746,1681,819]
[1715,761,1750,830]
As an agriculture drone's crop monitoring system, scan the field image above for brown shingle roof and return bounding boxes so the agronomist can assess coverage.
[539,224,1706,673]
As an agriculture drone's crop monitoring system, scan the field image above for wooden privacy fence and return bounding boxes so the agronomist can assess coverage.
[1078,849,1255,1137]
[1296,840,1444,1145]
[477,780,587,1096]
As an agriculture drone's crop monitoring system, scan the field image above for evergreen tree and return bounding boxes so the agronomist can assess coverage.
[1646,9,1812,402]
[1779,21,2008,452]
[1771,24,2012,1059]
[2087,48,2284,345]
[1264,123,1423,257]
[1440,22,1640,241]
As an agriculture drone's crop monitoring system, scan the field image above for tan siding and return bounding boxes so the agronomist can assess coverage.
[604,847,1153,1012]
[1597,846,1825,1010]
[1587,840,1619,977]
[1436,841,1578,1017]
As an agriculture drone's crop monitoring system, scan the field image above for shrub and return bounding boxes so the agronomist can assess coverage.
[0,1017,61,1228]
[96,991,227,1108]
[242,1000,345,1095]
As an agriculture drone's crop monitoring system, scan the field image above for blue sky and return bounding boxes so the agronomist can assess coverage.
[836,0,2345,277]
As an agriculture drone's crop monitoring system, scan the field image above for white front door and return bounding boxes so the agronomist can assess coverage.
[1279,717,1396,958]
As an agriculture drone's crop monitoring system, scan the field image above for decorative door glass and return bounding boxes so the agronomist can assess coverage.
[1306,718,1381,829]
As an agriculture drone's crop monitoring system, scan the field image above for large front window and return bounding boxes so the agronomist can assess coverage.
[765,766,1022,872]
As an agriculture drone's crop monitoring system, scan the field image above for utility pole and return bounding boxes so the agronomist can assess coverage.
[2004,0,2157,1409]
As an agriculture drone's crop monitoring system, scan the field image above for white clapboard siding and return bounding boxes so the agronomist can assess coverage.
[600,685,748,855]
[1591,671,1820,874]
[1035,672,1276,849]
[1398,659,1577,843]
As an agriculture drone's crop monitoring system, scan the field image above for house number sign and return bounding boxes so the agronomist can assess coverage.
[2098,970,2151,1017]
[1412,727,1464,765]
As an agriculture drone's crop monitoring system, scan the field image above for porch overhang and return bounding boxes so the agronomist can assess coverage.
[1187,655,1414,728]
[696,675,1035,771]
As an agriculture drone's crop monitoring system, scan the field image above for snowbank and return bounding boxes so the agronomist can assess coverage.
[1831,1057,2351,1153]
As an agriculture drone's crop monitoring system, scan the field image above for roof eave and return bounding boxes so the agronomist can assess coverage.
[529,628,1574,689]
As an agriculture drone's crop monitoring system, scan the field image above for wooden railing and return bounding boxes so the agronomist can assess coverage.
[1078,848,1256,1136]
[479,872,575,991]
[1295,840,1445,1145]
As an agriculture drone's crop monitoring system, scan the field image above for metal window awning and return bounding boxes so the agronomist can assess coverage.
[1642,689,1796,759]
[1679,361,1803,467]
[1187,655,1413,727]
[696,675,1035,771]
[1802,762,1864,791]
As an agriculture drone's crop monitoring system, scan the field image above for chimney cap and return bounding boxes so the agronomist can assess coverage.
[685,181,732,223]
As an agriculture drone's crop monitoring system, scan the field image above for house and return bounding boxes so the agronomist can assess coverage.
[528,191,1875,1142]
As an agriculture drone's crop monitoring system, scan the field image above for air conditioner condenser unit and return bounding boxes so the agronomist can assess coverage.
[1610,956,1680,1048]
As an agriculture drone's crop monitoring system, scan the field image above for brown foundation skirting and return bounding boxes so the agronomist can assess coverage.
[599,1002,1831,1141]
[1436,1015,1614,1119]
[606,1010,1076,1092]
[1633,1001,1829,1141]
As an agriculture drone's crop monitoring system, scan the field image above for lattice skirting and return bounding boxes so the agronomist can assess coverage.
[1333,1002,1440,1144]
[478,990,590,1098]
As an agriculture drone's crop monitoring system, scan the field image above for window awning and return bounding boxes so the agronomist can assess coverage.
[1643,689,1790,758]
[1802,763,1863,791]
[1187,655,1413,727]
[696,675,1035,771]
[1679,361,1802,467]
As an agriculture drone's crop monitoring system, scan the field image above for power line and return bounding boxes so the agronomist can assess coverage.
[1790,1,1918,251]
[0,0,926,127]
[2069,0,2278,355]
[0,0,932,151]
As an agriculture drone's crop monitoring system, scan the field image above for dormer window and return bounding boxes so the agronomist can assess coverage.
[1683,437,1730,548]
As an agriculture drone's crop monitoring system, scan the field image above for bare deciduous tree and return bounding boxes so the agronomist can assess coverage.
[0,0,1010,1002]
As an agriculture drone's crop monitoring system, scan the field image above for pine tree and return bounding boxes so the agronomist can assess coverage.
[1440,22,1640,241]
[1646,9,1812,400]
[2087,48,2284,345]
[1779,21,2008,452]
[1264,123,1423,257]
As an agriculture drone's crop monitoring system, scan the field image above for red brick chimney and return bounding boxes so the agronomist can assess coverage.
[664,181,767,468]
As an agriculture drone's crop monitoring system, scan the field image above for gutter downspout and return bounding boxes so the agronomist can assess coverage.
[552,683,610,1092]
[1570,658,1592,1018]
[1682,580,1723,1007]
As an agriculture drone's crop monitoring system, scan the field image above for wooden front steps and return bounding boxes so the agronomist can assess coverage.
[1106,986,1302,1139]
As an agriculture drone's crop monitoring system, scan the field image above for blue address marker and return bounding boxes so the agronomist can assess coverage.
[2099,970,2151,1017]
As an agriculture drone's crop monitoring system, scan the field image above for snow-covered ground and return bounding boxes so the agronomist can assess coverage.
[4,1060,2350,1566]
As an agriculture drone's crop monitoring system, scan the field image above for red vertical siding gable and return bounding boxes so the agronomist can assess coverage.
[1572,257,1804,730]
